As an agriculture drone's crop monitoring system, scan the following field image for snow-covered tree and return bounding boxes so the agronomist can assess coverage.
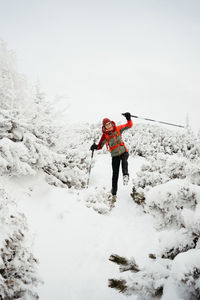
[0,42,92,189]
[0,41,31,112]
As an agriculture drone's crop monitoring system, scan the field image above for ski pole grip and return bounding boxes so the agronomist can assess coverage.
[122,113,138,118]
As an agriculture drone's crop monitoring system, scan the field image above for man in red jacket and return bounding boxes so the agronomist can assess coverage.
[90,112,133,203]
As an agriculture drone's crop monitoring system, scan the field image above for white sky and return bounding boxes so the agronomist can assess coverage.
[0,0,200,130]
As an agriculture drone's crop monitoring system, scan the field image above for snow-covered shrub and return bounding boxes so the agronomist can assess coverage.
[112,147,200,298]
[81,186,113,214]
[123,123,200,160]
[131,186,146,205]
[0,109,92,189]
[109,250,200,300]
[43,150,90,189]
[181,207,200,240]
[133,168,169,191]
[171,249,200,300]
[41,121,109,190]
[109,254,170,298]
[58,122,102,153]
[0,111,60,177]
[131,154,200,201]
[123,176,200,299]
[150,229,198,261]
[0,188,40,299]
[143,180,200,229]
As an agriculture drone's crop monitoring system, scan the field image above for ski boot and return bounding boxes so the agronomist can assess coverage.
[123,175,129,186]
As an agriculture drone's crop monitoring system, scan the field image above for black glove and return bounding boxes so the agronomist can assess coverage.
[123,112,131,121]
[90,143,98,151]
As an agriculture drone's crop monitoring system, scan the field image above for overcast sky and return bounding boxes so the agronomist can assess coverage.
[0,0,200,130]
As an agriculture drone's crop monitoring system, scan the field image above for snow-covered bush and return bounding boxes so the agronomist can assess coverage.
[0,110,60,176]
[109,254,170,298]
[109,250,200,300]
[0,108,94,189]
[131,153,200,230]
[171,249,200,299]
[110,136,200,298]
[81,186,113,214]
[143,180,200,229]
[123,123,200,160]
[43,149,90,189]
[150,229,198,261]
[58,122,102,153]
[131,154,200,197]
[0,188,40,299]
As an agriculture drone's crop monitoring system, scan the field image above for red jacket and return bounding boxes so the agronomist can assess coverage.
[97,120,133,157]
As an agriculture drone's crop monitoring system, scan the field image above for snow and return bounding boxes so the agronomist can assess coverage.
[1,39,200,300]
[1,120,199,299]
[172,249,200,279]
[1,154,159,300]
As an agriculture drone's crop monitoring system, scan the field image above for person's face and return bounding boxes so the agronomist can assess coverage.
[105,121,113,130]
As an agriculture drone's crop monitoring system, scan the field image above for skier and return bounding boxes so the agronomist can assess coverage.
[90,112,133,204]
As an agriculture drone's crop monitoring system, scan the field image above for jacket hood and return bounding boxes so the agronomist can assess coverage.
[102,121,116,134]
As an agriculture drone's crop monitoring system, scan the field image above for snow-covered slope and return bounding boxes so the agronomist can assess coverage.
[2,154,159,300]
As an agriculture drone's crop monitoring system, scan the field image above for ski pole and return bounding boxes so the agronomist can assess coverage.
[87,140,96,187]
[122,113,184,128]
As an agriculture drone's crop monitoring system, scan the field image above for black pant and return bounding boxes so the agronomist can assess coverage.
[111,152,129,195]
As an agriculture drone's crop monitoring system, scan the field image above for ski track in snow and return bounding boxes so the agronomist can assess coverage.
[3,154,159,300]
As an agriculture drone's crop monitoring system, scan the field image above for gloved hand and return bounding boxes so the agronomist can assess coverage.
[123,112,131,121]
[90,143,98,151]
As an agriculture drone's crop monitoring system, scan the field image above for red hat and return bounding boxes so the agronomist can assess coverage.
[102,118,111,127]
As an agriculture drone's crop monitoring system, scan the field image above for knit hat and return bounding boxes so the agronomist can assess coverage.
[102,118,111,127]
